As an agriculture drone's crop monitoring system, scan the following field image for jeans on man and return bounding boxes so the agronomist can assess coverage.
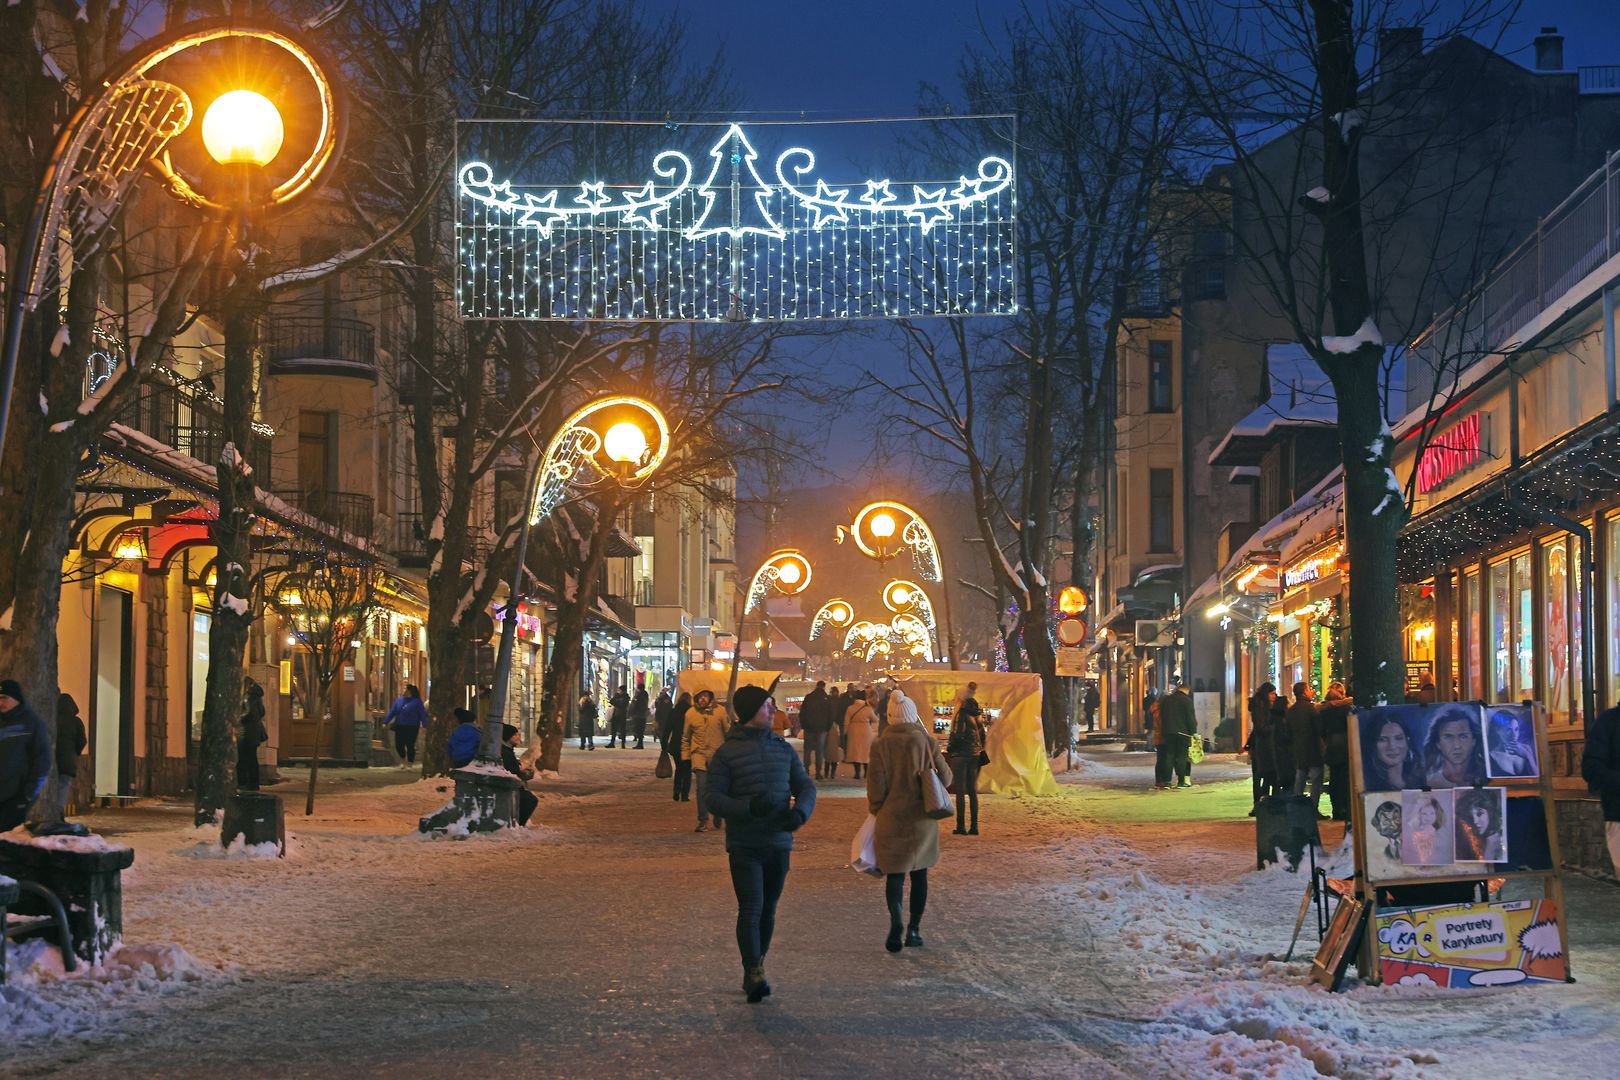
[56,774,75,816]
[802,732,824,776]
[694,768,711,824]
[1293,765,1324,807]
[728,849,791,968]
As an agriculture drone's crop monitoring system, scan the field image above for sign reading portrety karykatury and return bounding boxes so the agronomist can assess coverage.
[455,118,1016,322]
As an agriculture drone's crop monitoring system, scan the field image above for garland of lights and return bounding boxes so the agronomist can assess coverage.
[456,121,1016,322]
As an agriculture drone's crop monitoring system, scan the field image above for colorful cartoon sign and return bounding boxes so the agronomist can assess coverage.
[1375,899,1565,988]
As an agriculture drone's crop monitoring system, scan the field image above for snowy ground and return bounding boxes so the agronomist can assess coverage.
[3,744,1615,1078]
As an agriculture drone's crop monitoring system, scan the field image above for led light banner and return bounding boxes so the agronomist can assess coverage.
[456,118,1016,322]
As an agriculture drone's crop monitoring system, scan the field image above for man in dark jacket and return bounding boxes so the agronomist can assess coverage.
[706,682,817,1004]
[1581,703,1620,874]
[236,681,267,791]
[0,679,51,832]
[798,681,831,778]
[55,692,88,815]
[1287,682,1324,812]
[1083,682,1101,731]
[1157,680,1198,789]
[499,724,539,826]
[1318,682,1353,822]
[653,689,673,747]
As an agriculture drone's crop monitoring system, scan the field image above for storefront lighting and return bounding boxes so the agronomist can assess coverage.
[112,532,147,562]
[1235,564,1268,592]
[1282,543,1344,589]
[1207,602,1229,619]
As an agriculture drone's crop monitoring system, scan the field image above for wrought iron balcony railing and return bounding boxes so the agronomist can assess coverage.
[266,316,376,378]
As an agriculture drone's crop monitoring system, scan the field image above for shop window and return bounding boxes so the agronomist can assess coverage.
[1147,341,1173,412]
[1449,572,1460,697]
[1541,537,1571,723]
[1571,535,1585,723]
[1512,551,1533,701]
[1608,514,1620,710]
[1464,569,1481,700]
[1282,629,1303,691]
[1489,559,1510,700]
[1149,468,1174,553]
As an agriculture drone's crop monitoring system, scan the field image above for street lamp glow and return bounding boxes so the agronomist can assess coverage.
[201,90,285,167]
[870,512,897,539]
[887,583,911,606]
[602,420,649,466]
[831,602,850,622]
[777,560,801,586]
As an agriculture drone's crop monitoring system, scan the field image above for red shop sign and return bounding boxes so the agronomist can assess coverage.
[1416,413,1482,494]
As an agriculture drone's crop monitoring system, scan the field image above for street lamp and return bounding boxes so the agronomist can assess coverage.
[482,395,670,767]
[840,500,959,669]
[725,547,812,715]
[809,598,855,641]
[200,90,285,167]
[883,578,940,661]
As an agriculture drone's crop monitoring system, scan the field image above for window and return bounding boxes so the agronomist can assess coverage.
[1489,558,1510,700]
[1193,228,1227,258]
[1542,537,1572,723]
[1464,569,1481,700]
[1609,514,1620,710]
[1148,468,1174,553]
[1189,266,1226,301]
[297,411,335,495]
[1147,341,1172,412]
[1512,551,1533,700]
[493,469,525,529]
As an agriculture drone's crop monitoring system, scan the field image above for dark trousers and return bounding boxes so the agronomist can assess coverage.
[728,849,791,967]
[235,749,260,791]
[952,756,980,830]
[610,718,627,747]
[1,794,32,832]
[885,868,928,926]
[517,787,538,826]
[673,758,692,800]
[394,725,420,763]
[1155,743,1189,786]
[803,731,824,776]
[1326,761,1351,821]
[632,716,647,747]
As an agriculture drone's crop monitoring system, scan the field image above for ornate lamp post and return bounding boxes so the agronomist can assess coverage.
[882,578,940,662]
[0,17,343,466]
[724,548,812,714]
[839,500,959,669]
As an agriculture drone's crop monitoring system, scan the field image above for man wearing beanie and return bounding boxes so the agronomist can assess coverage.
[705,682,817,1003]
[0,679,51,832]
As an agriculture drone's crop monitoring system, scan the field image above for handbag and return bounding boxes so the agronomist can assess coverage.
[977,749,990,767]
[655,750,673,779]
[1186,731,1206,765]
[850,813,883,876]
[921,759,953,820]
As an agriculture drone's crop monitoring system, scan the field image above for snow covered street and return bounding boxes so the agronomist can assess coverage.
[4,745,1618,1079]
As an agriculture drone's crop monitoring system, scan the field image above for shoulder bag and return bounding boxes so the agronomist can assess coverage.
[920,744,953,820]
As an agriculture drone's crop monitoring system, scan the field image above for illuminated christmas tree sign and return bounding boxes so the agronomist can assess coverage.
[456,119,1015,321]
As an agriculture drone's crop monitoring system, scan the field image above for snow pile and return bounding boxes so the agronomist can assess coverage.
[1,938,221,1043]
[175,833,288,860]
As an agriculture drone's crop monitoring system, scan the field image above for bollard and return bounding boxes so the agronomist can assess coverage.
[222,791,287,856]
[0,835,134,965]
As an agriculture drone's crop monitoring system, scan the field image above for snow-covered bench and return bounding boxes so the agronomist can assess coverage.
[0,833,134,966]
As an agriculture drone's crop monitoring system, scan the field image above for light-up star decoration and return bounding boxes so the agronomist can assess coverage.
[456,118,1015,321]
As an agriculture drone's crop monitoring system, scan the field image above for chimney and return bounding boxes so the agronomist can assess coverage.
[1534,26,1564,72]
[1378,26,1424,77]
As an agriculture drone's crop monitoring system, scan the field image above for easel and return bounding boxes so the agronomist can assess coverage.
[1342,702,1571,986]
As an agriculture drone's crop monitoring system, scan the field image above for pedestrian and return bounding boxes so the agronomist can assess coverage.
[0,679,50,832]
[1579,700,1620,875]
[798,680,831,778]
[844,691,878,780]
[448,707,482,768]
[577,692,598,750]
[55,692,87,816]
[1244,682,1279,812]
[1319,681,1354,822]
[1159,679,1198,789]
[609,685,630,748]
[383,683,427,767]
[653,688,673,750]
[946,695,987,835]
[874,683,890,731]
[706,683,817,1003]
[824,693,845,780]
[500,724,539,827]
[683,689,729,832]
[1287,681,1324,813]
[868,686,951,953]
[631,686,650,749]
[666,691,693,801]
[1270,689,1294,796]
[236,680,267,791]
[1083,681,1100,731]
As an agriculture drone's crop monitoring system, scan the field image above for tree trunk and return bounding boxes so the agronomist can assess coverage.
[421,609,470,776]
[536,604,587,773]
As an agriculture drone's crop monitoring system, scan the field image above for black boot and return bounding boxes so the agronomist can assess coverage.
[743,964,770,1003]
[886,904,904,953]
[905,923,924,948]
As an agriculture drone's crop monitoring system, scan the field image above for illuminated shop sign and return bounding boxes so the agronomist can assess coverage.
[1283,543,1344,589]
[1416,413,1483,494]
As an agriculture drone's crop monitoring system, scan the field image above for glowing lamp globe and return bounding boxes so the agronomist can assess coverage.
[202,90,285,167]
[777,560,802,585]
[870,512,897,539]
[887,583,911,606]
[830,603,850,622]
[602,421,650,466]
[1058,585,1089,616]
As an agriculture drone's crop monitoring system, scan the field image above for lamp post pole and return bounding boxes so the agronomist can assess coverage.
[479,447,546,761]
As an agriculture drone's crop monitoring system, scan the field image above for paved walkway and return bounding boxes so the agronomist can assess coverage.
[6,745,1615,1079]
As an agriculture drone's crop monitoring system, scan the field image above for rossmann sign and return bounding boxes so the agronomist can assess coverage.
[1416,413,1485,495]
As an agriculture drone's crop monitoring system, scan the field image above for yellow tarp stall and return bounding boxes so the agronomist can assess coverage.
[893,670,1057,797]
[676,669,784,708]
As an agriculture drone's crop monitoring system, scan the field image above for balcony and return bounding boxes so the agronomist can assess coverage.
[266,317,377,380]
[392,511,428,568]
[272,489,375,540]
[120,378,272,479]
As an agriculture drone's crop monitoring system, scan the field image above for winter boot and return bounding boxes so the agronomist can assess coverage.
[743,964,771,1003]
[905,923,924,948]
[885,904,904,953]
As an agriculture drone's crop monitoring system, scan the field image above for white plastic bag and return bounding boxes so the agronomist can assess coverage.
[850,813,883,877]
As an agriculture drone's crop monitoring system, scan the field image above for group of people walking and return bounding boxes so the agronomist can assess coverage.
[1145,679,1200,789]
[573,685,652,750]
[1244,679,1353,819]
[796,681,885,781]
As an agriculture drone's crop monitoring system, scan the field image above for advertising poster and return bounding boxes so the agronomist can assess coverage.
[1362,794,1457,882]
[1359,703,1488,791]
[1484,704,1540,779]
[1375,899,1566,988]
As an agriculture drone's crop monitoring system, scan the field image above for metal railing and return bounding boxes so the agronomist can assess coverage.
[393,512,426,561]
[266,316,376,373]
[1579,66,1620,94]
[119,377,272,479]
[1415,147,1620,368]
[272,489,375,539]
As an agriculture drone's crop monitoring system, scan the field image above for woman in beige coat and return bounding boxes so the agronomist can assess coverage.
[867,689,951,952]
[843,691,878,779]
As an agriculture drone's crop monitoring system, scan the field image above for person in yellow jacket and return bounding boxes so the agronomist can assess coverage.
[682,689,730,833]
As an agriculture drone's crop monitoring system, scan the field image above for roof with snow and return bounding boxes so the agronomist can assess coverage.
[1209,343,1405,467]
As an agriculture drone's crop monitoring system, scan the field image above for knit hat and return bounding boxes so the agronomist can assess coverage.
[0,679,23,702]
[732,684,771,723]
[502,724,520,741]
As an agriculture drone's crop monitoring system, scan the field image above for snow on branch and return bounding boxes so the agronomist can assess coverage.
[1321,317,1382,355]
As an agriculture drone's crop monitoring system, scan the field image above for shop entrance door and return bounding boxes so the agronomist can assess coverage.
[93,585,135,797]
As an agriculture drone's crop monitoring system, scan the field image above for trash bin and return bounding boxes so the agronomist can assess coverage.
[1255,795,1322,870]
